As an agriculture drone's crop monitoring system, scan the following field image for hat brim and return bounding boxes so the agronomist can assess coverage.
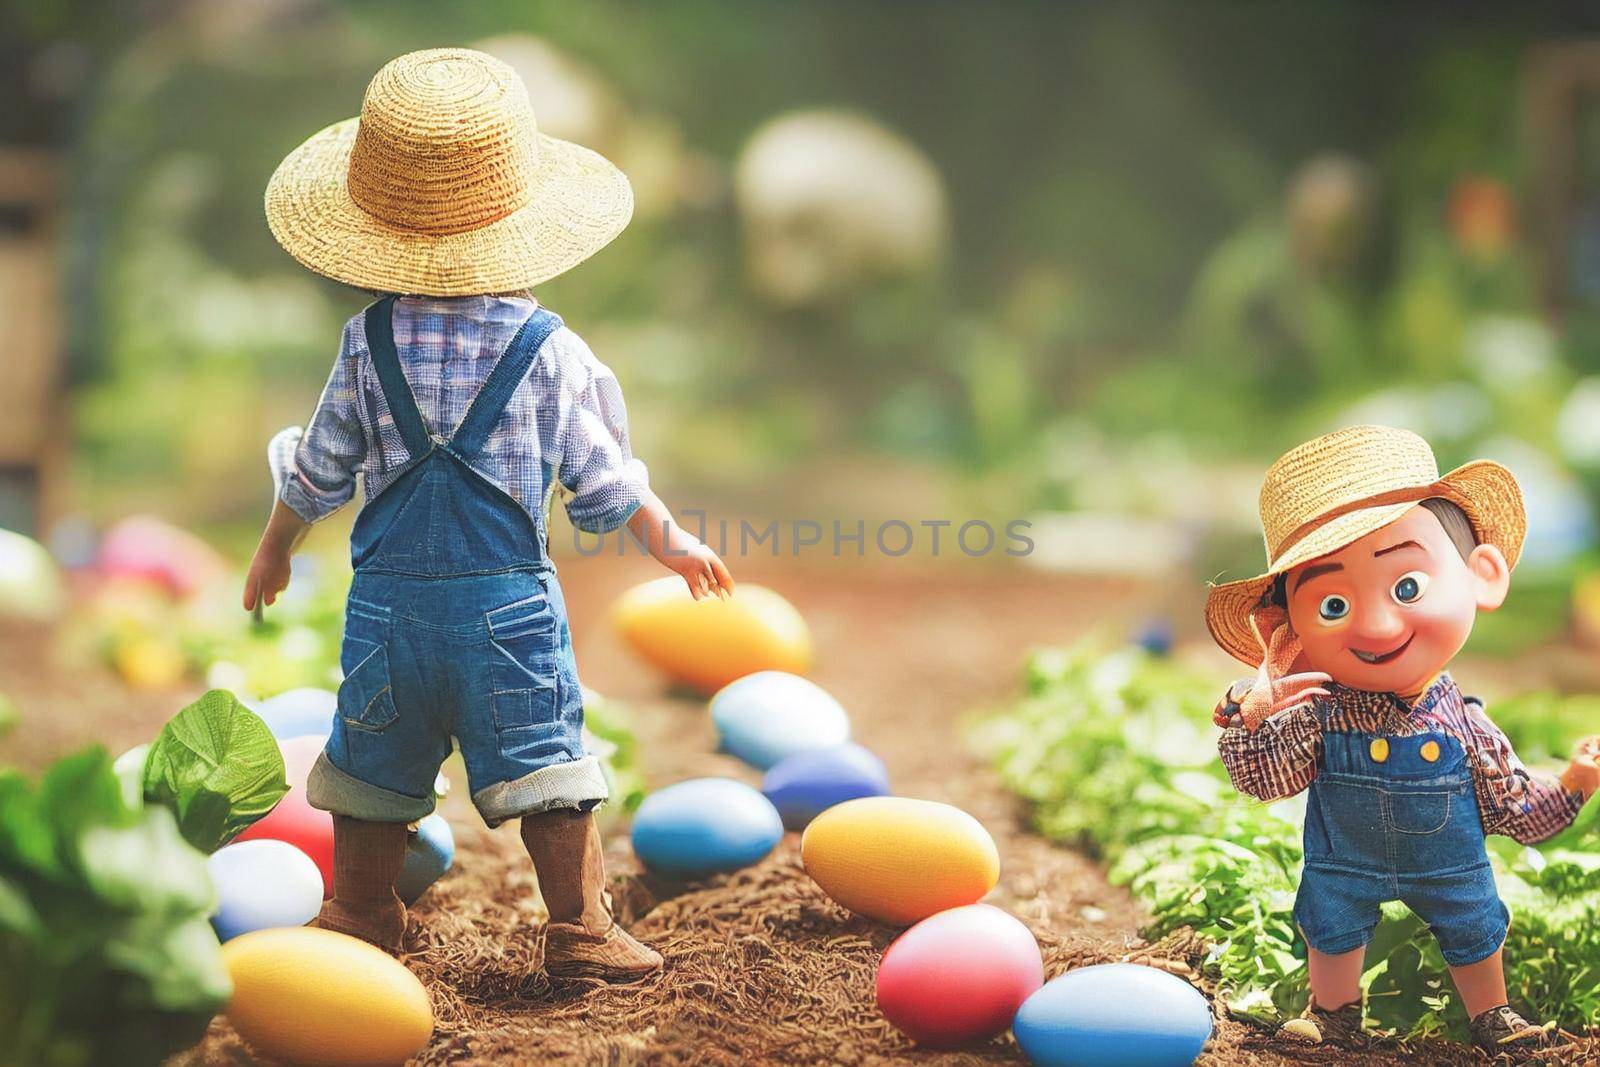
[1204,459,1526,665]
[264,118,633,296]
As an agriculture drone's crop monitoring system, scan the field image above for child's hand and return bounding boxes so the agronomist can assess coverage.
[664,541,735,601]
[1563,737,1600,800]
[243,544,293,612]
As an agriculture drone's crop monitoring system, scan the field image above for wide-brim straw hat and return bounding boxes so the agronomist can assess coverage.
[1205,424,1526,666]
[265,48,632,296]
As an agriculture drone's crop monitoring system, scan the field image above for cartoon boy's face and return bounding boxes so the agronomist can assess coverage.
[1284,505,1511,695]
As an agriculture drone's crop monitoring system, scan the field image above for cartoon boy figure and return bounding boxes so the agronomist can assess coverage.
[1207,425,1599,1059]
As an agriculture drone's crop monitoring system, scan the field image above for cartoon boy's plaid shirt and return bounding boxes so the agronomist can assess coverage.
[278,296,648,537]
[1217,674,1583,845]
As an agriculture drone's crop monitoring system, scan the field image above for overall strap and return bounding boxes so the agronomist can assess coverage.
[363,297,433,457]
[450,307,564,458]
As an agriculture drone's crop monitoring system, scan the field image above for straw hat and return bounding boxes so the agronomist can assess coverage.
[1205,425,1526,666]
[265,48,632,295]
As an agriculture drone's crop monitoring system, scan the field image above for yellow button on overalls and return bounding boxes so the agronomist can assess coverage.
[1369,737,1390,763]
[1420,740,1441,763]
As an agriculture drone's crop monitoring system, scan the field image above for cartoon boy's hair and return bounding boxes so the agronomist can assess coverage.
[1267,497,1477,608]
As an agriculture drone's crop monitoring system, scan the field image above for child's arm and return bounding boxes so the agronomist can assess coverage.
[1216,679,1323,801]
[626,490,734,600]
[1462,698,1592,844]
[242,320,367,611]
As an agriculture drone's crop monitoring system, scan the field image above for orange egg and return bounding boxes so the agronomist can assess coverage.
[612,578,811,694]
[801,797,999,925]
[223,927,433,1066]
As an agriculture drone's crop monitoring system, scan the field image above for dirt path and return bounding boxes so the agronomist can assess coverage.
[1,557,1577,1065]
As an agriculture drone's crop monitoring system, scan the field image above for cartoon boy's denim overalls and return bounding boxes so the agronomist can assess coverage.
[1294,725,1508,966]
[306,297,608,826]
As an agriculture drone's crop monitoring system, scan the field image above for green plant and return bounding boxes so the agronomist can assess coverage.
[140,690,290,853]
[0,748,230,1067]
[983,641,1600,1040]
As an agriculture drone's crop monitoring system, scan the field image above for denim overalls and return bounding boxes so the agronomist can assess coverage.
[1294,723,1508,966]
[306,297,609,827]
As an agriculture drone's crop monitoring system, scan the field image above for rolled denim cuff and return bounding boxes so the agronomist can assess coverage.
[305,751,436,823]
[472,754,610,827]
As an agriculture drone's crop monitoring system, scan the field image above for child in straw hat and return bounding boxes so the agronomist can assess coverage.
[242,48,735,981]
[1206,425,1598,1058]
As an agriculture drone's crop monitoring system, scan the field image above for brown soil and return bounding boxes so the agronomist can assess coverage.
[4,556,1595,1065]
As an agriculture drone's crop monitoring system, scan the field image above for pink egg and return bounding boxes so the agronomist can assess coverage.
[236,735,334,897]
[876,904,1043,1048]
[98,515,225,599]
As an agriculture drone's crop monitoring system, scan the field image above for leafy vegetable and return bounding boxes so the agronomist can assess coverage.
[0,747,230,1067]
[140,689,289,853]
[983,641,1600,1040]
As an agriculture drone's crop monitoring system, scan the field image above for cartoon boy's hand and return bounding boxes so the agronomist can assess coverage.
[1563,737,1600,800]
[1235,670,1331,731]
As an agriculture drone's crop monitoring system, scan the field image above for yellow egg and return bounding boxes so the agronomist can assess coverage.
[612,578,811,694]
[222,927,433,1066]
[800,797,999,925]
[114,635,187,690]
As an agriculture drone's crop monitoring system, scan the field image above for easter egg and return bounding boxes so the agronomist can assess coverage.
[711,671,851,771]
[0,527,63,620]
[250,687,338,741]
[1012,963,1213,1067]
[631,777,784,878]
[801,797,999,925]
[762,743,889,830]
[613,578,811,694]
[208,839,323,941]
[99,515,226,599]
[396,813,455,905]
[876,904,1043,1047]
[235,735,334,896]
[223,927,433,1066]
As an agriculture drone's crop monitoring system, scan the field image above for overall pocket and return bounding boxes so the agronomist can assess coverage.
[1388,788,1451,835]
[486,592,561,732]
[339,644,399,732]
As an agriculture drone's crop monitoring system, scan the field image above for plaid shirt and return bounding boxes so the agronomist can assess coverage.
[1218,674,1584,845]
[277,296,648,536]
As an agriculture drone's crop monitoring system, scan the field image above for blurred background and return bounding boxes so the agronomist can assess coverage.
[9,0,1600,700]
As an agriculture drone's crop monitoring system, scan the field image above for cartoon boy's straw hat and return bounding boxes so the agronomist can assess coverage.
[1205,425,1526,666]
[265,48,632,296]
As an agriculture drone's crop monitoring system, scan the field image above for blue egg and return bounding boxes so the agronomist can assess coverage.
[396,813,455,905]
[710,671,850,771]
[762,744,890,830]
[1132,619,1174,658]
[249,687,337,741]
[1012,963,1212,1067]
[208,839,324,941]
[631,778,784,878]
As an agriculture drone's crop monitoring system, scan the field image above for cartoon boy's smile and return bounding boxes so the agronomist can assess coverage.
[1349,633,1412,664]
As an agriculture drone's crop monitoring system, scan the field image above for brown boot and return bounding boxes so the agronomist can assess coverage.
[312,815,409,952]
[520,808,663,983]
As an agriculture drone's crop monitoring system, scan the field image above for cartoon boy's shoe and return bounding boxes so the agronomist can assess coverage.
[1469,1006,1556,1063]
[1277,1002,1367,1049]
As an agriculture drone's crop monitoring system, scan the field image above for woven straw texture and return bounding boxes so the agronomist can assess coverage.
[1205,425,1527,666]
[265,48,632,296]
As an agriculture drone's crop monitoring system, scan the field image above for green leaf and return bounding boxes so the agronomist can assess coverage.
[140,689,289,853]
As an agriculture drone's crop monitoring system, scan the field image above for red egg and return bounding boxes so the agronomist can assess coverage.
[236,735,334,897]
[876,904,1043,1048]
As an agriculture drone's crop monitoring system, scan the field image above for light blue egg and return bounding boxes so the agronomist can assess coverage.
[249,687,337,741]
[1013,963,1212,1067]
[631,777,784,878]
[396,813,455,905]
[761,744,890,830]
[208,839,324,941]
[710,671,850,771]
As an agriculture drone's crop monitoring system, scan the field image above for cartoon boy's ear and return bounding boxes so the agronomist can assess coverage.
[1467,543,1511,611]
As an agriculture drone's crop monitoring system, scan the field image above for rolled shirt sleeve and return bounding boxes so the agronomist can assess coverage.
[279,317,367,524]
[1217,683,1323,802]
[546,328,649,534]
[1461,697,1584,845]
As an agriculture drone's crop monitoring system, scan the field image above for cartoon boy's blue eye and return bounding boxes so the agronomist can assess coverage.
[1318,594,1350,621]
[1391,571,1428,605]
